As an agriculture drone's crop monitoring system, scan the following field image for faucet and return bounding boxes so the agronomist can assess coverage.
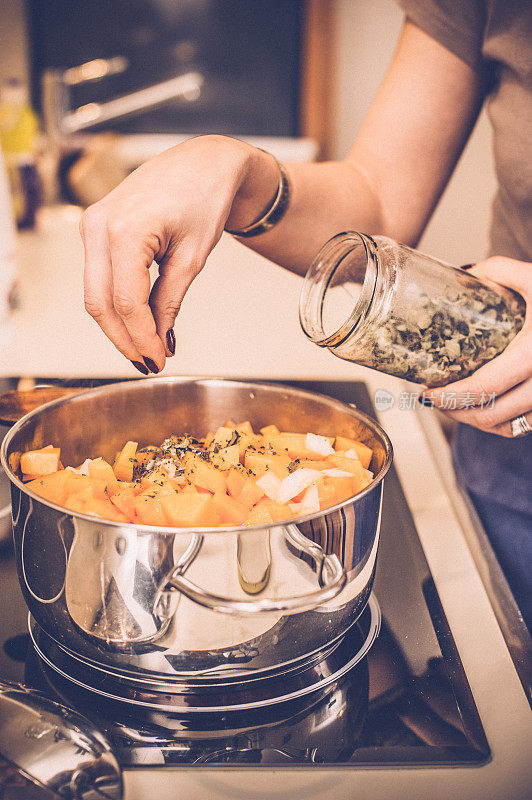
[42,56,203,145]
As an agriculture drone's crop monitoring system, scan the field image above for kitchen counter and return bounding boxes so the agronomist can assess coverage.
[1,205,531,799]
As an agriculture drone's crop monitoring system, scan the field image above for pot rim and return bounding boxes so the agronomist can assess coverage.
[0,377,393,535]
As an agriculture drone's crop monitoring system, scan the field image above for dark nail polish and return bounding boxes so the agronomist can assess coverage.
[143,357,160,374]
[131,360,149,375]
[417,396,434,408]
[166,328,176,355]
[460,263,474,271]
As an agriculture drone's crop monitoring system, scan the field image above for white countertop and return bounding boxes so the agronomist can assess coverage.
[2,206,532,799]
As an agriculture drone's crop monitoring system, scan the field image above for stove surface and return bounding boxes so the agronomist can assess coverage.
[0,381,489,769]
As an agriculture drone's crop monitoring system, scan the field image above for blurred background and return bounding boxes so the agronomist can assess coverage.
[0,0,497,380]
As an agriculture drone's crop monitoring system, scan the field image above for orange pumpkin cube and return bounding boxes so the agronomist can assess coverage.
[113,441,138,482]
[110,487,137,521]
[134,495,169,526]
[212,492,249,525]
[88,458,119,496]
[183,453,226,495]
[161,493,219,527]
[334,437,373,469]
[244,451,291,480]
[20,449,60,477]
[26,469,71,505]
[244,507,274,526]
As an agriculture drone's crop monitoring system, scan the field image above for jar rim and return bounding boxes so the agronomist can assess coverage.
[299,231,378,348]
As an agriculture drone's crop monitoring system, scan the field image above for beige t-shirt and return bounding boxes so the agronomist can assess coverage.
[398,0,532,262]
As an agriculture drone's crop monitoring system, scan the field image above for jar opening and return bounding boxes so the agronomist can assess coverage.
[299,232,378,348]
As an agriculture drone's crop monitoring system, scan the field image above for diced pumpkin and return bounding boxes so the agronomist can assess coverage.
[295,459,332,471]
[88,457,119,496]
[212,426,239,448]
[226,469,264,509]
[225,468,246,498]
[235,433,261,462]
[161,492,219,527]
[212,492,249,525]
[244,507,274,526]
[269,433,320,460]
[316,475,357,509]
[141,466,175,489]
[211,443,240,469]
[183,452,226,494]
[26,470,71,505]
[181,483,199,495]
[137,481,177,500]
[326,453,368,485]
[110,487,137,520]
[83,496,129,522]
[20,449,60,477]
[134,495,169,526]
[253,498,290,522]
[260,424,280,437]
[64,472,108,500]
[64,493,90,514]
[334,437,373,469]
[235,420,254,435]
[244,451,291,480]
[113,441,138,482]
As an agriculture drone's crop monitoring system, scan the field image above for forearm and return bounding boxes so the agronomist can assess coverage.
[226,150,383,276]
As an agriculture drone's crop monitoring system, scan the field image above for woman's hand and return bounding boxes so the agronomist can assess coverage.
[419,257,532,437]
[80,135,278,373]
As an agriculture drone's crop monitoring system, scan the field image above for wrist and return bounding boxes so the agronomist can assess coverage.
[225,145,280,232]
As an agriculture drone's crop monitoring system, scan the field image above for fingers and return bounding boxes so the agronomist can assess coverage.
[430,376,532,435]
[149,246,206,356]
[468,256,532,300]
[81,207,145,364]
[424,329,531,405]
[107,220,167,370]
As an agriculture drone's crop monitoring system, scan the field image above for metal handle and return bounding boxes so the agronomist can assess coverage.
[153,533,204,619]
[157,525,347,615]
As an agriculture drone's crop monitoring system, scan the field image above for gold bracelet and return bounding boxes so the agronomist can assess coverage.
[225,154,290,238]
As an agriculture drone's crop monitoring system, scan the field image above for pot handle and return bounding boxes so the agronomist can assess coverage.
[155,526,347,615]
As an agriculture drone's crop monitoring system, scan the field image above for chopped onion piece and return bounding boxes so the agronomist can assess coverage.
[256,472,282,501]
[344,449,361,460]
[69,458,92,475]
[321,468,354,478]
[278,468,321,504]
[299,483,320,514]
[305,433,335,457]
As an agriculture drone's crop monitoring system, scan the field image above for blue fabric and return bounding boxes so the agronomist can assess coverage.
[453,423,532,634]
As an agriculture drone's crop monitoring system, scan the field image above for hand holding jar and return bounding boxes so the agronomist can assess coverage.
[419,257,532,438]
[299,234,529,437]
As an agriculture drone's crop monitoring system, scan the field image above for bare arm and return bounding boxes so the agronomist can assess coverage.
[232,21,485,271]
[81,21,485,371]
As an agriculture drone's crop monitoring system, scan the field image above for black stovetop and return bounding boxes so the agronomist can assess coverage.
[0,381,490,768]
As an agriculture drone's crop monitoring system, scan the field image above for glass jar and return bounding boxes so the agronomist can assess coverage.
[299,232,526,387]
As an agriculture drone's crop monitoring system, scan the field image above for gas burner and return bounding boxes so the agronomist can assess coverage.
[29,596,380,714]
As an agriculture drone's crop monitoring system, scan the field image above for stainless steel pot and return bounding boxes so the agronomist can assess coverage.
[0,378,392,683]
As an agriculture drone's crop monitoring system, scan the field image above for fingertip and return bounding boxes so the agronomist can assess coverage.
[166,328,176,356]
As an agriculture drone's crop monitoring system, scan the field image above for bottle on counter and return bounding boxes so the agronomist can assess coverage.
[0,143,18,355]
[299,232,525,387]
[0,77,42,229]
